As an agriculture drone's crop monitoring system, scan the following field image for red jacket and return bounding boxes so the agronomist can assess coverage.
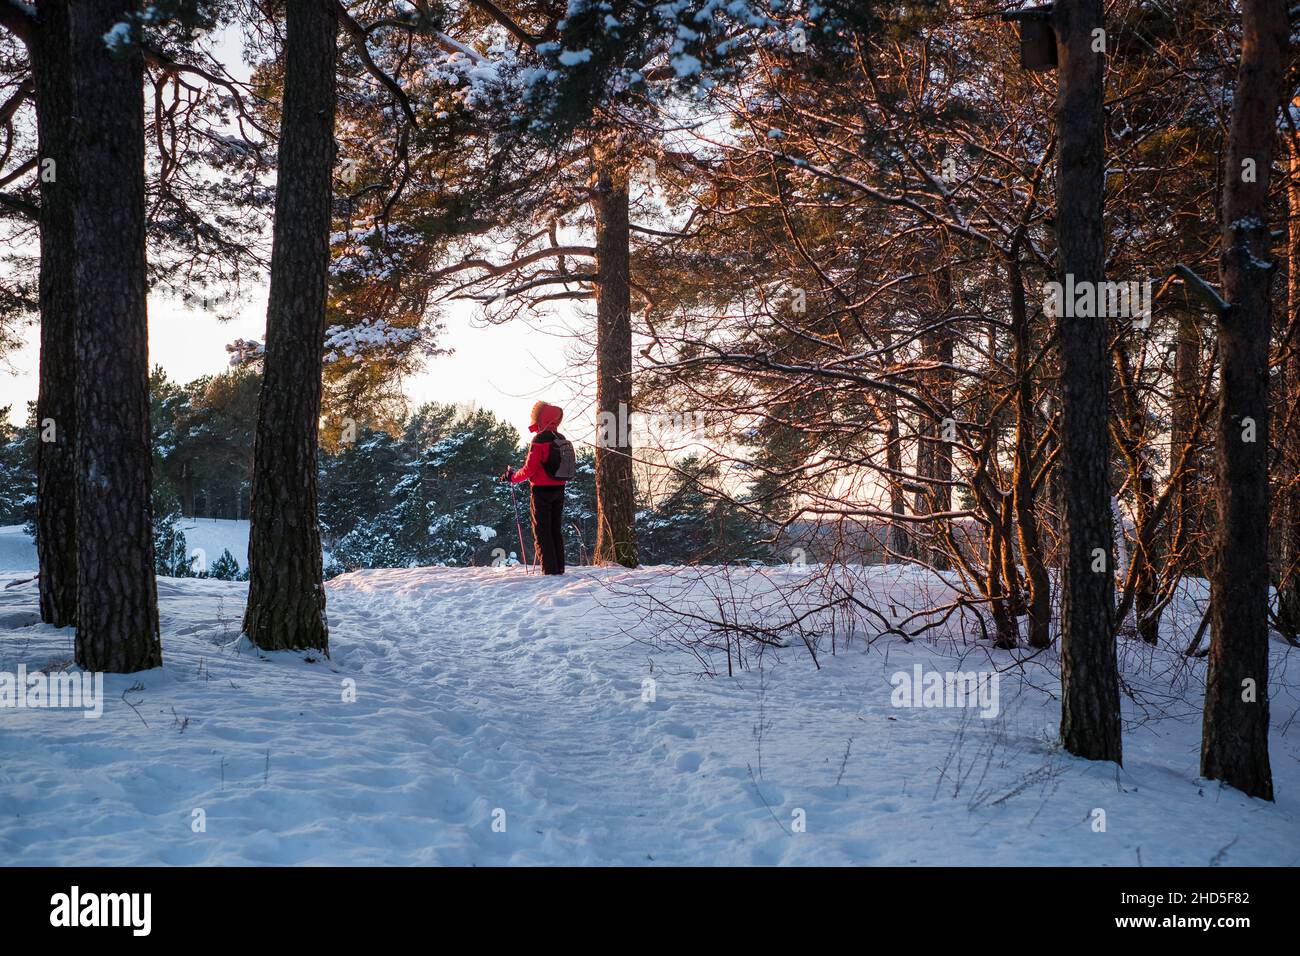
[512,402,567,486]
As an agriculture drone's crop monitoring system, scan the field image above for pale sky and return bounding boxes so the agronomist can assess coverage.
[0,22,595,441]
[0,292,594,440]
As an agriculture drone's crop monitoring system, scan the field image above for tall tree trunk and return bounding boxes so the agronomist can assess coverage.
[1277,132,1300,636]
[1113,345,1160,644]
[33,0,77,628]
[1201,0,1286,800]
[882,334,911,560]
[242,0,336,652]
[914,314,953,571]
[1132,469,1159,643]
[592,162,638,567]
[1170,306,1205,575]
[967,326,1018,648]
[69,0,160,672]
[1053,0,1121,763]
[1010,257,1052,648]
[988,500,1020,649]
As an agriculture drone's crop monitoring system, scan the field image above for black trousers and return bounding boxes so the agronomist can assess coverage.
[530,485,566,574]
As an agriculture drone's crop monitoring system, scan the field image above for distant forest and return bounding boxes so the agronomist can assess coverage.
[0,368,771,575]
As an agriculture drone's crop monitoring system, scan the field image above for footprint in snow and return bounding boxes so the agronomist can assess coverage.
[674,751,703,773]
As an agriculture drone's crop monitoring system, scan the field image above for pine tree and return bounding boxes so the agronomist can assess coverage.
[243,0,337,653]
[639,456,771,565]
[561,449,599,567]
[68,0,161,673]
[32,0,78,628]
[1201,0,1287,801]
[322,404,522,570]
[592,159,638,566]
[320,426,404,548]
[1053,0,1121,764]
[0,408,35,526]
[152,489,190,577]
[207,548,243,581]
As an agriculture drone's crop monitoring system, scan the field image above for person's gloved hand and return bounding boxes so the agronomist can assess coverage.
[501,466,514,483]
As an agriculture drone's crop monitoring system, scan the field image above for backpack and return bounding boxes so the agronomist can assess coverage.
[543,434,577,481]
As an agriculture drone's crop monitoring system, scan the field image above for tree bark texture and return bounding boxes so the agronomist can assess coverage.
[69,0,161,672]
[242,0,337,652]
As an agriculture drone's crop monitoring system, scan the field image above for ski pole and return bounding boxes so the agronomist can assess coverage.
[508,477,531,573]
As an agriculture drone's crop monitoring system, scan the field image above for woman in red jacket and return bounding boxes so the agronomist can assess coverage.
[503,401,574,574]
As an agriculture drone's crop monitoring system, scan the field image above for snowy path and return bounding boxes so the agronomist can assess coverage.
[1,566,1298,865]
[323,570,820,864]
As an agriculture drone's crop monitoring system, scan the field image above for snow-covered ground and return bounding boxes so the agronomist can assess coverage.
[0,563,1297,865]
[0,526,36,573]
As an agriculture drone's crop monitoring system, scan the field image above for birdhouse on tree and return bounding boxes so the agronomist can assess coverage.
[1002,4,1057,72]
